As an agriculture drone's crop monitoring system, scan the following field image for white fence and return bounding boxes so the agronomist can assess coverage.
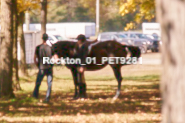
[18,31,41,64]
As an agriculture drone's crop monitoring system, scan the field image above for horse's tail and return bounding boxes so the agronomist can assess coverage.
[124,45,141,58]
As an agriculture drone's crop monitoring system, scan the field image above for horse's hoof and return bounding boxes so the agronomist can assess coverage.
[81,95,87,99]
[113,97,117,100]
[73,96,79,100]
[113,95,118,100]
[79,97,89,101]
[78,94,87,98]
[78,94,88,100]
[80,98,85,101]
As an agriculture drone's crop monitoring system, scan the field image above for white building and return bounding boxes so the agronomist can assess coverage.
[142,22,161,37]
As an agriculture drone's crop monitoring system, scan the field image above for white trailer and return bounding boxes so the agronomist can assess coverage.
[142,22,161,37]
[23,22,96,39]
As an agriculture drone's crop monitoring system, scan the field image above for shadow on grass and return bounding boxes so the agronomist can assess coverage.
[0,86,161,117]
[0,74,161,122]
[19,74,159,83]
[53,75,160,82]
[87,83,159,92]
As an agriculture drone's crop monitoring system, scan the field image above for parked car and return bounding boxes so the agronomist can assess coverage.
[122,32,161,52]
[98,32,129,45]
[98,32,147,53]
[46,35,63,46]
[145,34,161,40]
[133,32,161,52]
[46,34,77,46]
[145,34,162,52]
[119,32,148,53]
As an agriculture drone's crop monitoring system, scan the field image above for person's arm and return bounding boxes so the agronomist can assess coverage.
[50,46,58,64]
[34,47,39,67]
[34,54,38,67]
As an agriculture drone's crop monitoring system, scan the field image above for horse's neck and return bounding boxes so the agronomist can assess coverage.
[88,41,100,54]
[91,39,98,43]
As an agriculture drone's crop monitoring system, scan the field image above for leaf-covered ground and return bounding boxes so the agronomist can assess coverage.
[0,65,161,123]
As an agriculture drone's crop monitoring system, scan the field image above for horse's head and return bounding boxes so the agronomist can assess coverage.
[52,41,76,57]
[51,41,77,66]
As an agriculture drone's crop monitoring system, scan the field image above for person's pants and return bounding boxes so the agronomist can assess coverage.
[33,68,53,101]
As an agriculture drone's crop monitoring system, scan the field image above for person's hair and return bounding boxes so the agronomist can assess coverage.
[42,33,48,41]
[77,34,86,43]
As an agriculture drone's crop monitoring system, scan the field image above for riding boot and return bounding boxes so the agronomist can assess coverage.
[84,83,87,98]
[79,83,87,98]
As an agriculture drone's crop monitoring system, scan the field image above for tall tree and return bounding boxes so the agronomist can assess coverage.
[17,11,27,76]
[17,0,40,76]
[12,0,22,90]
[0,0,15,97]
[41,0,47,35]
[156,0,185,122]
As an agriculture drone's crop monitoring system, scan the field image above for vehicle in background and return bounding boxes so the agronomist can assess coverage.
[128,32,161,52]
[145,34,161,40]
[142,22,161,37]
[145,34,162,52]
[23,22,96,39]
[135,32,162,52]
[97,32,129,45]
[120,32,148,53]
[98,32,147,54]
[46,35,61,46]
[46,34,76,46]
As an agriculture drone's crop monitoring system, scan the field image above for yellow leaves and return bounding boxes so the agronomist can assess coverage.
[119,0,156,29]
[124,22,136,31]
[119,0,136,16]
[17,0,40,13]
[125,9,129,14]
[135,13,142,23]
[124,27,128,31]
[119,5,125,13]
[127,0,134,5]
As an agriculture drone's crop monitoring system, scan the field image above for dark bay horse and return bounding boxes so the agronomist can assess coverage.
[75,41,141,99]
[52,40,141,99]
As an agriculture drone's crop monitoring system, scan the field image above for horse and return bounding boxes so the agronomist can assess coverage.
[74,40,141,99]
[52,40,141,99]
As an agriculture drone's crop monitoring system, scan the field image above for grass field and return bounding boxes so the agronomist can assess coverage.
[0,64,162,123]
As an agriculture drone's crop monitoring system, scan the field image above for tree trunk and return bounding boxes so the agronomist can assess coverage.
[18,12,27,76]
[12,0,21,91]
[41,0,47,36]
[156,0,185,122]
[0,0,15,97]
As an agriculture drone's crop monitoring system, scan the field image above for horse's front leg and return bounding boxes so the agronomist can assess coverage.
[78,72,87,98]
[70,68,79,99]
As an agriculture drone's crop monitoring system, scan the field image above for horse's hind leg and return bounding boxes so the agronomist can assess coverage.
[71,68,79,99]
[111,66,123,99]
